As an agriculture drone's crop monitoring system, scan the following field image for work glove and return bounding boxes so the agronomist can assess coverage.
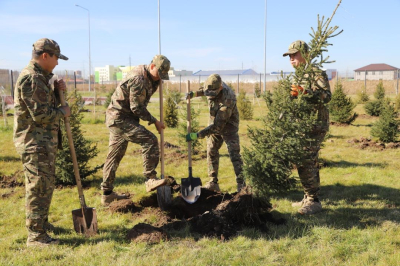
[185,91,196,100]
[185,132,198,142]
[290,85,306,97]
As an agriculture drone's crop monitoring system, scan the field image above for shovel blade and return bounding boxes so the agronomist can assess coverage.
[72,207,98,237]
[157,186,172,211]
[181,177,202,204]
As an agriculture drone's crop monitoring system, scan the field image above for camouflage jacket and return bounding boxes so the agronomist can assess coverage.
[13,61,65,154]
[106,65,160,126]
[196,83,239,138]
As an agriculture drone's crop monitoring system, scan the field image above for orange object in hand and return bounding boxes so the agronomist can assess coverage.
[290,84,306,97]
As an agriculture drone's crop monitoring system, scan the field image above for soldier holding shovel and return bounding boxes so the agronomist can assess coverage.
[14,38,70,247]
[185,74,245,193]
[101,55,172,206]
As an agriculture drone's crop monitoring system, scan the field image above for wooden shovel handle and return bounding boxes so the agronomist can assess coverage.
[159,81,165,178]
[186,80,192,168]
[57,82,87,209]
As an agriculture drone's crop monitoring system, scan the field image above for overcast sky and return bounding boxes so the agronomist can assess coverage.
[1,0,399,77]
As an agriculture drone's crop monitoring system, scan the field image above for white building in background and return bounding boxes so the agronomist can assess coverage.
[95,65,116,83]
[354,64,399,81]
[168,67,193,77]
[119,66,135,80]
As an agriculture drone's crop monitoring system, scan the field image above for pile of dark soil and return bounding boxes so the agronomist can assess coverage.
[108,199,140,213]
[126,223,168,244]
[118,186,285,243]
[0,171,23,188]
[347,137,400,150]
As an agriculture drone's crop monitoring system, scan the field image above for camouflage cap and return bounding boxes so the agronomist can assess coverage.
[151,55,170,80]
[204,74,222,97]
[33,38,68,60]
[283,40,309,57]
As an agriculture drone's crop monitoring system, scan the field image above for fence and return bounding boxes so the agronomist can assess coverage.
[1,69,399,107]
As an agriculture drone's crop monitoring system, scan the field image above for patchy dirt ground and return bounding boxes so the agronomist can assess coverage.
[0,171,24,188]
[347,137,400,150]
[116,186,285,244]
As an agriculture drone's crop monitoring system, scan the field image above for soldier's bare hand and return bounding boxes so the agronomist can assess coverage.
[60,106,71,117]
[54,79,67,92]
[154,120,166,134]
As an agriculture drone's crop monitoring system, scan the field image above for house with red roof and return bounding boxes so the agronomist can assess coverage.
[354,64,399,81]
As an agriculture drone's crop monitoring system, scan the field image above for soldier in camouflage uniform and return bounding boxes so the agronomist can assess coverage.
[101,55,171,206]
[283,40,331,215]
[13,38,70,246]
[186,74,245,192]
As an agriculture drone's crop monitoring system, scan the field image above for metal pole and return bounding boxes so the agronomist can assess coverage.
[75,5,91,92]
[10,70,14,99]
[263,0,267,93]
[158,0,161,54]
[74,71,77,90]
[397,69,399,95]
[364,70,367,92]
[179,74,182,93]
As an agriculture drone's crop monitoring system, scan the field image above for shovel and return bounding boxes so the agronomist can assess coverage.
[156,79,172,210]
[181,80,202,204]
[57,80,98,237]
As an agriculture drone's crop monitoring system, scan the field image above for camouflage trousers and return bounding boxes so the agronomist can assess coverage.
[296,127,327,199]
[206,130,244,184]
[101,119,159,192]
[21,150,56,241]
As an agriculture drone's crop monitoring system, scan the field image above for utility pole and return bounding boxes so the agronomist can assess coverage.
[75,4,91,92]
[397,69,399,95]
[263,0,267,93]
[364,70,367,92]
[10,70,14,99]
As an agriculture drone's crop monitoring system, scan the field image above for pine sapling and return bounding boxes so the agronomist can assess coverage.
[329,80,357,124]
[243,1,343,198]
[56,90,103,185]
[237,90,254,120]
[370,101,399,143]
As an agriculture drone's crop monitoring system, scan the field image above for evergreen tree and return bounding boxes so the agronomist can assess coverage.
[356,86,369,103]
[243,4,342,197]
[365,82,386,116]
[374,80,385,100]
[329,81,357,124]
[237,90,254,120]
[104,89,114,108]
[394,93,400,113]
[163,90,181,128]
[254,83,261,98]
[370,102,399,143]
[178,105,202,154]
[56,90,103,185]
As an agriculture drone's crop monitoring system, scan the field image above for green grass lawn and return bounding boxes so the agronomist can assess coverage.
[1,98,400,266]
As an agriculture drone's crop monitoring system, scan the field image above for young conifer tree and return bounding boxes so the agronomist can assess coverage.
[356,86,369,103]
[370,101,399,143]
[237,90,254,120]
[243,2,342,197]
[329,80,357,124]
[163,90,181,128]
[56,90,102,185]
[364,81,386,116]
